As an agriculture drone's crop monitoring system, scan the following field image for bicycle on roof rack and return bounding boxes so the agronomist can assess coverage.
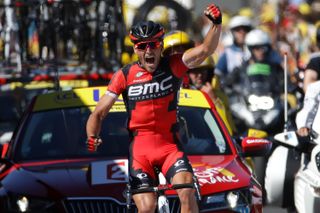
[126,167,202,213]
[0,0,126,77]
[34,0,126,71]
[0,0,23,73]
[93,0,125,71]
[16,0,96,65]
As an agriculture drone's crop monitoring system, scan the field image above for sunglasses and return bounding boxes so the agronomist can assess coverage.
[134,41,161,50]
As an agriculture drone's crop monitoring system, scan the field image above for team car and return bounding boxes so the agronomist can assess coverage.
[0,86,270,212]
[0,79,90,145]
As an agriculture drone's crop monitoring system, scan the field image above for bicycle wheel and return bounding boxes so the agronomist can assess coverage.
[132,0,192,32]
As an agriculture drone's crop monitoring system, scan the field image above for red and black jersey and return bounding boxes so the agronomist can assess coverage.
[108,54,188,134]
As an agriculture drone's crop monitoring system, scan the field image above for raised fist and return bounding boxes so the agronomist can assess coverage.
[204,3,222,25]
[86,136,102,152]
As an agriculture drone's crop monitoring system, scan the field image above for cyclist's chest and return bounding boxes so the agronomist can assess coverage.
[125,66,180,101]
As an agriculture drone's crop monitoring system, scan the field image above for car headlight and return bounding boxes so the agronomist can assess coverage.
[8,195,55,212]
[17,197,28,212]
[201,188,251,212]
[227,191,239,208]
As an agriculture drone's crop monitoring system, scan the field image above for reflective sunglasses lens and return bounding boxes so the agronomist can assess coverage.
[136,42,148,50]
[135,41,160,50]
[148,42,157,49]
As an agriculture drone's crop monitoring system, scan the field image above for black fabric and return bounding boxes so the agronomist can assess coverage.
[306,56,320,79]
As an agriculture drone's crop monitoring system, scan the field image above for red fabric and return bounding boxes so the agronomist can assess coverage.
[107,56,187,134]
[108,56,193,185]
[169,53,188,78]
[107,69,127,95]
[131,133,184,178]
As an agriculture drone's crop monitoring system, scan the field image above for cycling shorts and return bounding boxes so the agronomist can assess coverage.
[129,132,193,190]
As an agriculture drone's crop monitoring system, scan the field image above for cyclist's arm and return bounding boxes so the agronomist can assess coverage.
[86,93,117,137]
[182,24,221,69]
[86,70,126,137]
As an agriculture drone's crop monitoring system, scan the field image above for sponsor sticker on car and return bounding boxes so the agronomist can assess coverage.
[91,160,129,185]
[193,165,239,186]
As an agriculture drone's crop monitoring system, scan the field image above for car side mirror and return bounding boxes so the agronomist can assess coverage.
[241,137,272,157]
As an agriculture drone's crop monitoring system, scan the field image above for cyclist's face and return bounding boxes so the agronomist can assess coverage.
[134,40,163,72]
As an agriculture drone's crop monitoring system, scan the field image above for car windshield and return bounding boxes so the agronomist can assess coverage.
[14,106,231,161]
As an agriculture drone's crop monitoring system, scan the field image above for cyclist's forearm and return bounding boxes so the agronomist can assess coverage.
[182,24,221,68]
[86,94,116,137]
[86,114,103,137]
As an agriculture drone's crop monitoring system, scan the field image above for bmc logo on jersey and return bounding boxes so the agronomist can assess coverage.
[128,76,173,98]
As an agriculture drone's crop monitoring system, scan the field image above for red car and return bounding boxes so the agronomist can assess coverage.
[0,86,270,212]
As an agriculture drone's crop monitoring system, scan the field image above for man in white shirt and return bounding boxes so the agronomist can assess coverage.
[296,81,320,139]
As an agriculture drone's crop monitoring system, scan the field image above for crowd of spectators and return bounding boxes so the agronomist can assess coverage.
[190,0,320,86]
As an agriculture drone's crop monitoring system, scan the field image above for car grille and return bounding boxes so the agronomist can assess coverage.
[63,197,180,213]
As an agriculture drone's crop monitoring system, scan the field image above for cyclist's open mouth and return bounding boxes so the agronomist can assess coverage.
[145,56,155,64]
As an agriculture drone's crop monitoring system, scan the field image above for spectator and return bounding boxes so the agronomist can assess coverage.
[187,57,237,135]
[214,15,253,80]
[224,28,283,95]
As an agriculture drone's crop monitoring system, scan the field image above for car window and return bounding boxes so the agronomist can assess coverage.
[14,106,230,161]
[179,107,230,155]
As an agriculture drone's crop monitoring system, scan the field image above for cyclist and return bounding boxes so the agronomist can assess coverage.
[86,3,222,213]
